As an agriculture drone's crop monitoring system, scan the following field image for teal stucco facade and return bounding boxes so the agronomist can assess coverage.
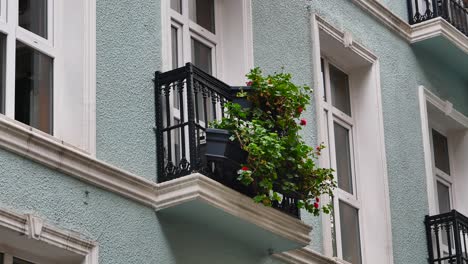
[0,0,466,263]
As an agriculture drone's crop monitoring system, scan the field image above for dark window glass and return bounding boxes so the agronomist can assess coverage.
[339,201,362,264]
[330,64,351,116]
[19,0,48,39]
[189,0,215,33]
[334,122,353,194]
[13,257,35,264]
[0,34,5,114]
[170,0,182,13]
[191,38,212,74]
[437,181,451,213]
[171,26,180,109]
[0,252,3,264]
[15,41,53,134]
[432,129,451,175]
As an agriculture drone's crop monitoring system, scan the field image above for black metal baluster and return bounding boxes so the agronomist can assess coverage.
[463,224,468,260]
[185,63,197,172]
[154,71,164,182]
[453,211,463,264]
[443,0,449,18]
[408,0,415,23]
[203,87,209,128]
[211,91,218,121]
[414,0,422,22]
[433,0,440,18]
[434,223,442,264]
[447,220,454,262]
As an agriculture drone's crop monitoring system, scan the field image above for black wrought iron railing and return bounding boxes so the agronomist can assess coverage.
[425,210,468,263]
[154,63,300,218]
[408,0,468,36]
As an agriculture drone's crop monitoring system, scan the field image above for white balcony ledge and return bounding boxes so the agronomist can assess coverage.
[411,18,468,76]
[155,173,312,253]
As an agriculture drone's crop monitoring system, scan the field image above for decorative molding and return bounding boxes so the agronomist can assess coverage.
[0,207,98,263]
[274,247,341,264]
[26,214,44,240]
[423,87,468,129]
[155,173,312,247]
[0,115,157,207]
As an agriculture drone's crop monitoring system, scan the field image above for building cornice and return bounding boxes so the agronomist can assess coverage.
[0,115,157,207]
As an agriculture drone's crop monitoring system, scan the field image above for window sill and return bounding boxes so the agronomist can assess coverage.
[155,173,312,253]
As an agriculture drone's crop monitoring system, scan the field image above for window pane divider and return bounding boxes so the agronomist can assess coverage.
[188,22,219,43]
[15,29,55,57]
[331,108,354,125]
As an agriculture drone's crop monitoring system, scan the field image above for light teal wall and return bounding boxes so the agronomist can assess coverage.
[0,147,285,264]
[253,0,467,263]
[96,0,160,181]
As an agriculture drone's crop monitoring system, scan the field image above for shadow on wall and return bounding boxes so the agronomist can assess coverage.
[412,46,468,116]
[157,212,281,264]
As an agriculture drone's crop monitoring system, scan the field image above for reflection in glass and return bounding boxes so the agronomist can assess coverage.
[334,122,353,194]
[15,42,53,134]
[171,26,180,109]
[189,0,215,33]
[330,64,351,116]
[339,201,362,264]
[437,181,451,213]
[170,0,182,13]
[19,0,48,39]
[191,38,212,74]
[432,129,451,175]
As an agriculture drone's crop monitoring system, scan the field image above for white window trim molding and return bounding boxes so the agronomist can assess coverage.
[348,0,468,53]
[0,207,98,264]
[310,14,394,264]
[418,86,468,215]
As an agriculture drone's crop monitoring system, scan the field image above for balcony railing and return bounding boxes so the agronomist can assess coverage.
[425,210,468,263]
[408,0,468,36]
[154,63,300,218]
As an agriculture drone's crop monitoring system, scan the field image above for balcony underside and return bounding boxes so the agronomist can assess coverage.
[155,173,312,253]
[411,18,468,77]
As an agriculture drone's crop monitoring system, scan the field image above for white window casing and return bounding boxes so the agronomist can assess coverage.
[310,14,393,264]
[0,0,96,155]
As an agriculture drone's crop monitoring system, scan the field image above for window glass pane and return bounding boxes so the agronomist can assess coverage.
[339,201,362,264]
[437,181,451,213]
[191,38,212,74]
[334,122,353,194]
[13,257,35,264]
[19,0,48,39]
[0,34,5,114]
[189,0,215,33]
[171,26,180,109]
[330,64,351,116]
[15,42,53,134]
[0,252,3,264]
[170,0,182,14]
[432,129,451,175]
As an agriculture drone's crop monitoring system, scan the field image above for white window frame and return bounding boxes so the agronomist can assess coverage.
[311,14,393,264]
[0,208,98,264]
[419,86,468,216]
[321,57,363,262]
[0,0,96,155]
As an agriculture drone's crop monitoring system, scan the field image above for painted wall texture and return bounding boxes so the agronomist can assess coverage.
[96,0,160,181]
[252,0,467,263]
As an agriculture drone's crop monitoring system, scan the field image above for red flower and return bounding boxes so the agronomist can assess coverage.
[241,166,249,171]
[297,107,304,114]
[316,197,320,203]
[246,81,253,86]
[316,146,321,151]
[314,202,319,209]
[300,119,307,126]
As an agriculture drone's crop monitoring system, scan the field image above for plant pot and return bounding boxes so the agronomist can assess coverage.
[203,128,247,165]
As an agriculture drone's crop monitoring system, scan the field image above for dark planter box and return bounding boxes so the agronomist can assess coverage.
[203,128,247,165]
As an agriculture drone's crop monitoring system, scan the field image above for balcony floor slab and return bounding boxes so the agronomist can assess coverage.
[155,173,312,253]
